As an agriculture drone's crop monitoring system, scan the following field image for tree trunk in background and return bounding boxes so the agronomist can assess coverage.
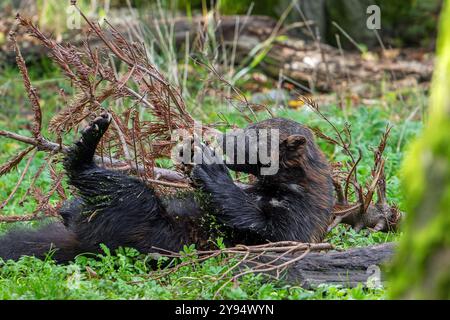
[324,0,377,48]
[278,0,377,48]
[389,1,450,299]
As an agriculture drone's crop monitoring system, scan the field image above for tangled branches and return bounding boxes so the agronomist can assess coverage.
[299,96,402,232]
[134,241,333,297]
[1,6,200,220]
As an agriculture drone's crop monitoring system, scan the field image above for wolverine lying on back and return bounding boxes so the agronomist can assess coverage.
[0,114,334,263]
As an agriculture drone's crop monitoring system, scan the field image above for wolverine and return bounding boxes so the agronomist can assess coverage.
[0,113,334,263]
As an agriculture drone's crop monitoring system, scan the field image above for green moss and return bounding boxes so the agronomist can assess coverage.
[389,1,450,299]
[193,190,229,241]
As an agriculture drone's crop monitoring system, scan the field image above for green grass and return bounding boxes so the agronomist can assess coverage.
[0,245,386,300]
[0,59,423,299]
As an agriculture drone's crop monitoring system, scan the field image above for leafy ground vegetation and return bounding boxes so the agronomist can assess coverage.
[0,53,424,299]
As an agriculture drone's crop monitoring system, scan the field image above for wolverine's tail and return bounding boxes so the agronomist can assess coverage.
[0,222,82,263]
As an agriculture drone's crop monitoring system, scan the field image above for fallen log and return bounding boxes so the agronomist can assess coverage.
[145,242,394,292]
[280,242,395,289]
[162,15,433,93]
[1,12,433,94]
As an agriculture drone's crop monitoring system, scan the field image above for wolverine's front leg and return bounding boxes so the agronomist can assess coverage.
[190,144,267,236]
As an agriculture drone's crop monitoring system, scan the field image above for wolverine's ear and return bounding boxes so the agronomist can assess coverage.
[284,134,307,150]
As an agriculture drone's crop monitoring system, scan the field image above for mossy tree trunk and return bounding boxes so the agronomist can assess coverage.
[389,0,450,299]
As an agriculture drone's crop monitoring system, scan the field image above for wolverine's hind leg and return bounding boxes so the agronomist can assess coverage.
[64,112,111,172]
[62,112,183,253]
[60,113,111,228]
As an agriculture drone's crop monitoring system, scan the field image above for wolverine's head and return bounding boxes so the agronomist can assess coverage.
[221,118,324,178]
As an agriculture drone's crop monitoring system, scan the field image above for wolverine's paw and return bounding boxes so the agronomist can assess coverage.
[80,112,112,143]
[175,134,199,175]
[174,134,229,185]
[65,112,112,170]
[190,143,231,187]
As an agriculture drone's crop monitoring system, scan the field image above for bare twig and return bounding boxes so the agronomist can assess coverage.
[127,241,333,293]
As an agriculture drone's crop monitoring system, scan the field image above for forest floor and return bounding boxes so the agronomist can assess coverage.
[0,52,423,299]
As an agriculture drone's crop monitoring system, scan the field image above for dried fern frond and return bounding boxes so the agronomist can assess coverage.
[0,146,35,177]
